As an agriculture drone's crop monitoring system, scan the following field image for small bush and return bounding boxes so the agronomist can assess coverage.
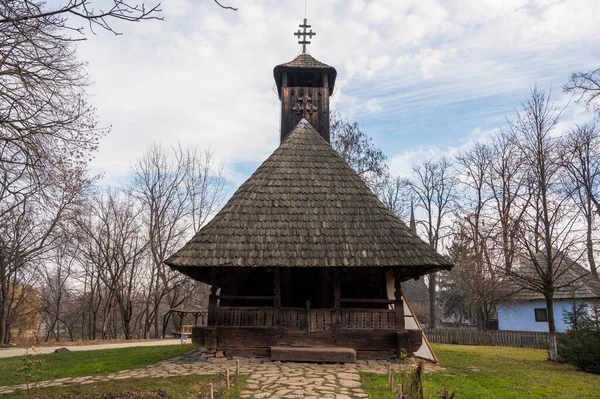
[557,303,600,373]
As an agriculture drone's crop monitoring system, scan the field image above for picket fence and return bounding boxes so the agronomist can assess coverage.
[425,328,549,349]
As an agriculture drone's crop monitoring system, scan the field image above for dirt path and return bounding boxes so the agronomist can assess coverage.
[0,339,182,358]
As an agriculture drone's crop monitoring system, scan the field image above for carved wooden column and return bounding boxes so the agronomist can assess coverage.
[333,268,341,328]
[207,269,219,327]
[274,268,281,327]
[394,269,405,329]
[207,285,218,327]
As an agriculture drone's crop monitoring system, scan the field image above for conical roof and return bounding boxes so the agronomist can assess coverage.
[165,120,452,274]
[273,53,337,96]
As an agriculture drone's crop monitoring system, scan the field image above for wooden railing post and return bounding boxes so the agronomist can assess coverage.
[305,300,311,332]
[333,269,341,328]
[394,270,405,330]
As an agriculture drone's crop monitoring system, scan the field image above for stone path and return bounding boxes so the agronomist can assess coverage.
[240,362,369,399]
[0,349,423,397]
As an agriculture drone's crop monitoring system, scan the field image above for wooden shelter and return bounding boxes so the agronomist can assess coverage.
[165,20,453,362]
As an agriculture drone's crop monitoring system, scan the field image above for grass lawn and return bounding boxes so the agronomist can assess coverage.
[5,374,248,399]
[361,343,600,399]
[0,344,195,387]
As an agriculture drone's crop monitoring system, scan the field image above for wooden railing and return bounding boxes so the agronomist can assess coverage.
[280,307,306,330]
[340,309,397,329]
[307,309,334,331]
[216,306,403,331]
[217,306,274,327]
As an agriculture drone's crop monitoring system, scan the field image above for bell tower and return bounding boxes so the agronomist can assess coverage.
[273,19,337,143]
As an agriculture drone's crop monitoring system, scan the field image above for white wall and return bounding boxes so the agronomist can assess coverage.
[498,299,600,332]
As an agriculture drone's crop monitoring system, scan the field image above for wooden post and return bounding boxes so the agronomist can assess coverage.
[226,369,230,389]
[236,360,240,376]
[208,285,218,327]
[394,269,405,330]
[389,373,394,391]
[333,269,341,328]
[209,383,214,399]
[387,363,391,388]
[305,300,311,332]
[398,384,403,399]
[274,268,281,327]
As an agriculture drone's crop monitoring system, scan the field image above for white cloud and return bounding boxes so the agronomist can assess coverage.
[76,0,600,187]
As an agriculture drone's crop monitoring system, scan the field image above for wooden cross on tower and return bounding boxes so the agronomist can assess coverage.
[293,89,318,119]
[294,18,316,53]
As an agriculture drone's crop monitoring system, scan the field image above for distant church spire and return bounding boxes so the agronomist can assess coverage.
[409,202,417,234]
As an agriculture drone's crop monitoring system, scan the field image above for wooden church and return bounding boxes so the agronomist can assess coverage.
[165,19,452,362]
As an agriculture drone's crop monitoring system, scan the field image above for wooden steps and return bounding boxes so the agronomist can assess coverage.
[270,346,356,363]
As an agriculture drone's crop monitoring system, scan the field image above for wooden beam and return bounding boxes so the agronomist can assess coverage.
[340,298,395,304]
[394,269,405,329]
[215,295,274,300]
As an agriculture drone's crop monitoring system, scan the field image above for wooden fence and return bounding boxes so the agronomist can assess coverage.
[425,328,549,349]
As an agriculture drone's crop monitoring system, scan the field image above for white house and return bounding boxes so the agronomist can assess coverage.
[498,256,600,333]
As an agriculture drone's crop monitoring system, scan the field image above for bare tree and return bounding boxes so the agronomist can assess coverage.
[452,143,509,329]
[507,85,582,361]
[0,163,91,344]
[375,174,411,218]
[0,0,161,35]
[330,111,388,189]
[561,124,600,278]
[40,237,78,342]
[409,156,458,328]
[487,132,530,273]
[75,189,147,339]
[0,0,106,344]
[565,67,600,117]
[131,143,224,338]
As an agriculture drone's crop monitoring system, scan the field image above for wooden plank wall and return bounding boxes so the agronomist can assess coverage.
[192,326,423,360]
[281,87,329,142]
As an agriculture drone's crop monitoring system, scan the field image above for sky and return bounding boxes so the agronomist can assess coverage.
[77,0,600,193]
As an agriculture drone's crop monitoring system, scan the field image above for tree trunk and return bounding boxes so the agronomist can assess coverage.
[586,206,598,278]
[428,273,437,329]
[0,280,9,345]
[544,293,558,361]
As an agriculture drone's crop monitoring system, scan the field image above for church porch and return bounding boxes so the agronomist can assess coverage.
[191,266,424,360]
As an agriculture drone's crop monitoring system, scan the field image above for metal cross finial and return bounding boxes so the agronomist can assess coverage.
[294,18,316,53]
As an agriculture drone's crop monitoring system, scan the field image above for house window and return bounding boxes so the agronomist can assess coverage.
[534,308,548,322]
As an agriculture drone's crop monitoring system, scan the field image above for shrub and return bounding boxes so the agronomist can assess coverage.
[558,303,600,373]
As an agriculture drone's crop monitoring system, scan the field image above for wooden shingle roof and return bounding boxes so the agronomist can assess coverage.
[165,120,452,273]
[505,253,600,301]
[273,53,337,96]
